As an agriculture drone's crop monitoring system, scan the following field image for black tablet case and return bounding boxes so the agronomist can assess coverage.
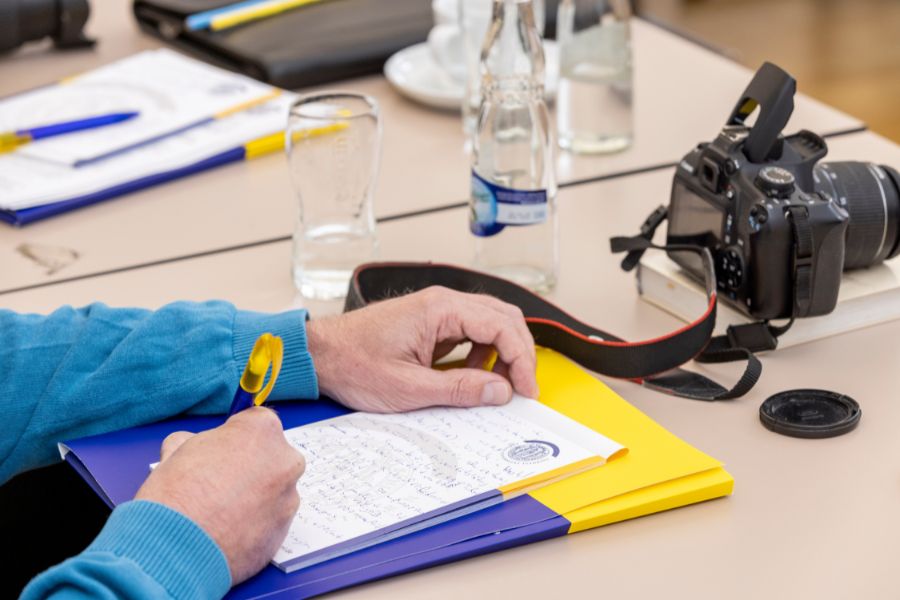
[132,0,435,89]
[133,0,561,90]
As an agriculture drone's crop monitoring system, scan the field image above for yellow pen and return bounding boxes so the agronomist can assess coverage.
[228,333,284,416]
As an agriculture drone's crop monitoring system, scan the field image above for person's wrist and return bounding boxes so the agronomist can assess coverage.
[307,318,338,399]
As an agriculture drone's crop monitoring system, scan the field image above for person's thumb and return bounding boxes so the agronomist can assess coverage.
[160,431,195,462]
[424,367,513,408]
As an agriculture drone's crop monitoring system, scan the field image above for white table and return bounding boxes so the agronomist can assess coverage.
[4,130,898,599]
[0,4,864,295]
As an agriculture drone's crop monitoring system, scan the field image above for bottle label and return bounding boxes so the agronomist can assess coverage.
[470,170,548,237]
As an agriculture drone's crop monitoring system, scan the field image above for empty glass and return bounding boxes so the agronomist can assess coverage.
[556,0,634,154]
[286,93,381,300]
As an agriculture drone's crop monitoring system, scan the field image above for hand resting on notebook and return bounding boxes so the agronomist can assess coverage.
[307,286,540,412]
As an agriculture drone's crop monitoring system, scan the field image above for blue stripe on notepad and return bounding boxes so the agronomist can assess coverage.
[0,145,247,227]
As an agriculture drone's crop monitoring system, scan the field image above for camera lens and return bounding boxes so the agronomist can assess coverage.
[814,162,900,269]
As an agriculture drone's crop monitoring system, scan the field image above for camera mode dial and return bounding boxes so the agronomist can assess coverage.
[756,166,796,197]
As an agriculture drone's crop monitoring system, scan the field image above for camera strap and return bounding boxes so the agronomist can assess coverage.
[614,204,800,375]
[345,260,760,402]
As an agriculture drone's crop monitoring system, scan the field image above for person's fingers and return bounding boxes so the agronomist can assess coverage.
[467,294,536,361]
[464,343,496,369]
[433,336,467,362]
[160,431,195,462]
[413,366,513,408]
[226,405,284,437]
[278,443,307,483]
[422,288,535,363]
[492,359,511,381]
[442,298,538,398]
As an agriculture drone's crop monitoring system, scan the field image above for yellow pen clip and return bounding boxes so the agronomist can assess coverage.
[239,333,284,406]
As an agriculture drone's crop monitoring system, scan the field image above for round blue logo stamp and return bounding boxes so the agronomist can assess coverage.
[503,440,561,464]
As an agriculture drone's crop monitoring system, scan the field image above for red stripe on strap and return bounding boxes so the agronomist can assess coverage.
[525,293,717,348]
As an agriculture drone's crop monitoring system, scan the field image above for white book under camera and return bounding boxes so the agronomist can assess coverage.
[636,252,900,350]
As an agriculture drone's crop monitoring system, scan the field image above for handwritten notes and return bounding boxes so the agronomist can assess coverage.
[273,396,623,572]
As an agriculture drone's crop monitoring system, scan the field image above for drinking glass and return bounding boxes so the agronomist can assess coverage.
[286,93,381,300]
[556,0,633,154]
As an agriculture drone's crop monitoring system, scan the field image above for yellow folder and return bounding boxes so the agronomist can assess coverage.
[526,348,733,532]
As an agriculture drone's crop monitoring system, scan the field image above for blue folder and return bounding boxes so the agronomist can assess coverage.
[0,146,246,227]
[62,400,568,600]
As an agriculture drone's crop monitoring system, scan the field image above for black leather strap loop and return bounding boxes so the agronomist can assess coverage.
[787,206,814,317]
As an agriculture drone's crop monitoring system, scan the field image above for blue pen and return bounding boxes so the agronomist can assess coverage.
[0,112,139,154]
[228,333,284,416]
[185,0,271,30]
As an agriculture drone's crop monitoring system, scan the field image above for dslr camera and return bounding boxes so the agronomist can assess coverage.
[666,62,900,321]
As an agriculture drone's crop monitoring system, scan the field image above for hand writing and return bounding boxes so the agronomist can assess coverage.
[307,286,538,412]
[135,407,305,584]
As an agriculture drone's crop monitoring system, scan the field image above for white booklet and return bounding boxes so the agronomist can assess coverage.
[637,251,900,349]
[274,396,624,573]
[0,48,278,167]
[0,93,298,211]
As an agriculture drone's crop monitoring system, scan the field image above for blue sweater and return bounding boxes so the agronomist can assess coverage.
[4,302,320,599]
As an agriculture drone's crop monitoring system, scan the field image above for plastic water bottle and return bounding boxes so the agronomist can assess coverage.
[556,0,633,154]
[469,0,558,293]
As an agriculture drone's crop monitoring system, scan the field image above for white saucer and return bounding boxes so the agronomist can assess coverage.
[384,41,559,111]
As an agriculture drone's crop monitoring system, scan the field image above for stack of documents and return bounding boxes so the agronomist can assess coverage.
[0,49,299,226]
[61,348,734,599]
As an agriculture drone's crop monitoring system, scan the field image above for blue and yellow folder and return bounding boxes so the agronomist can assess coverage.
[0,134,284,227]
[61,349,734,599]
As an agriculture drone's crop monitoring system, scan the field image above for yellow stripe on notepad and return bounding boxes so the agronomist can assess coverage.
[214,89,282,119]
[244,122,349,159]
[498,455,606,499]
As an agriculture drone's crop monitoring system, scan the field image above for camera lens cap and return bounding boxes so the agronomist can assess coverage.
[760,389,861,438]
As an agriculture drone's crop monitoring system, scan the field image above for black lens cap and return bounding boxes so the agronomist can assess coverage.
[759,389,861,439]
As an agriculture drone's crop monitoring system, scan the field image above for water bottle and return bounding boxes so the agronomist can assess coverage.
[556,0,633,154]
[469,0,558,293]
[461,0,545,141]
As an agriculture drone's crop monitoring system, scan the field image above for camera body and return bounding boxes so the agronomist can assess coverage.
[666,62,899,321]
[669,127,848,319]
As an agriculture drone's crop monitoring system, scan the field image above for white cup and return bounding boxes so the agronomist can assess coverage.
[429,0,467,83]
[432,0,458,25]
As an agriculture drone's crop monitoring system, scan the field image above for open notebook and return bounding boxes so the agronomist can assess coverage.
[271,398,624,572]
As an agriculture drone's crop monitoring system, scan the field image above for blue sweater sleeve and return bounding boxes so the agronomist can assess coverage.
[1,301,319,485]
[20,500,232,600]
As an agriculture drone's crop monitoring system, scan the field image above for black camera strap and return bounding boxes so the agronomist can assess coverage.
[614,204,799,371]
[345,260,760,402]
[786,205,814,318]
